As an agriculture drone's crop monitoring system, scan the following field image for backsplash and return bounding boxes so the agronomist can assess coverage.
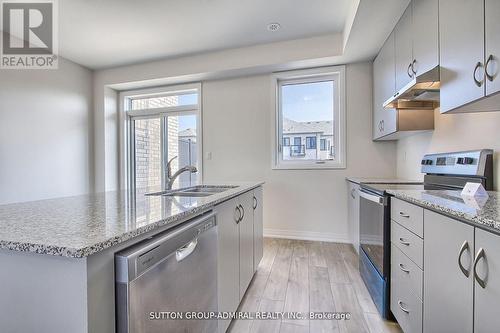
[397,108,500,191]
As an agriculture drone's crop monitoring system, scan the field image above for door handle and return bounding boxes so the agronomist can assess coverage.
[411,59,417,75]
[253,196,258,210]
[458,240,471,277]
[485,54,495,82]
[473,248,487,288]
[399,237,410,246]
[399,263,410,273]
[399,212,410,218]
[235,206,242,224]
[407,63,413,78]
[473,62,484,87]
[398,300,410,314]
[239,204,245,221]
[176,237,198,262]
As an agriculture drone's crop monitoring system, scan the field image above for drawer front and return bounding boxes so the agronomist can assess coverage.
[391,279,423,333]
[391,221,424,269]
[392,198,424,238]
[391,244,423,300]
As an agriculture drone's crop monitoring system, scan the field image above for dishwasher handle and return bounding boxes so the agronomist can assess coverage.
[359,189,386,205]
[176,235,198,262]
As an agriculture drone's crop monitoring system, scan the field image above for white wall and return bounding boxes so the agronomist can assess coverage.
[397,109,500,190]
[203,62,397,241]
[0,58,93,204]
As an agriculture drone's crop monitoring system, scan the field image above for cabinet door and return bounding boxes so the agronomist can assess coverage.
[474,228,500,332]
[395,5,414,92]
[347,182,360,254]
[423,210,474,333]
[373,32,397,140]
[485,0,500,96]
[253,187,263,272]
[412,0,439,76]
[238,191,255,299]
[439,0,485,113]
[215,198,240,333]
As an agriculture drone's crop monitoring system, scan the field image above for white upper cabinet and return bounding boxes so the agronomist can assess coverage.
[485,0,500,97]
[439,0,485,113]
[373,32,397,140]
[395,5,414,92]
[412,0,439,76]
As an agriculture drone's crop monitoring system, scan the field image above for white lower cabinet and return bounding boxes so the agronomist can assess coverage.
[216,187,263,333]
[347,181,360,254]
[423,210,474,333]
[253,186,263,272]
[474,228,500,333]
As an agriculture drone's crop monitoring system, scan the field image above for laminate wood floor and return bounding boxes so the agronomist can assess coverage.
[228,238,402,333]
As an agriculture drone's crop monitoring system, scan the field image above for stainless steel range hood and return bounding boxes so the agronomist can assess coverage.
[383,66,440,109]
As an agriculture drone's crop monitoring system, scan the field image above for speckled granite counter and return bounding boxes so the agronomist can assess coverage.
[387,189,500,234]
[0,182,263,258]
[346,177,422,185]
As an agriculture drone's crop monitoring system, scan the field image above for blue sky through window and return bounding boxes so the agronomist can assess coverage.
[178,93,198,130]
[282,81,333,122]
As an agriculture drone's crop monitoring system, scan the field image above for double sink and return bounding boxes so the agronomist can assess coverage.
[146,185,237,198]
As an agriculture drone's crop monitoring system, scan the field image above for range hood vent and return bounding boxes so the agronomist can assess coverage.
[384,66,440,109]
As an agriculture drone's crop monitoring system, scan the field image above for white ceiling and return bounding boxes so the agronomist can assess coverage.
[59,0,352,69]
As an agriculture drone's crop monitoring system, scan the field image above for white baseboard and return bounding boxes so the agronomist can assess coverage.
[264,228,351,244]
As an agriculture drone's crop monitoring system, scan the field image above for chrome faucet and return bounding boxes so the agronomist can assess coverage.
[165,156,198,190]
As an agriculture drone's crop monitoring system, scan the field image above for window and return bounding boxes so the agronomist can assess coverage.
[122,84,202,190]
[272,66,346,169]
[283,137,290,146]
[306,137,316,150]
[320,139,327,151]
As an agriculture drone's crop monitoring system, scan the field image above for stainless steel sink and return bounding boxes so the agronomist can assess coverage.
[146,185,237,197]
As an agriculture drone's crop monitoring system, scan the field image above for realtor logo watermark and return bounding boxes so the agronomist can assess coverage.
[1,0,58,69]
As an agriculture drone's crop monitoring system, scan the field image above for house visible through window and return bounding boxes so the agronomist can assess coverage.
[320,138,327,151]
[123,84,201,190]
[306,136,316,149]
[273,66,345,169]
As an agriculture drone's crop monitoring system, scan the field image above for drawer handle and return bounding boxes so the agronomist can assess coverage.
[473,248,487,289]
[458,240,471,278]
[399,237,411,246]
[399,263,410,273]
[399,212,410,218]
[398,300,410,314]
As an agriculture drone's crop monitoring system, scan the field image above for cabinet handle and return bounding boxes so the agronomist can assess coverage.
[253,196,258,210]
[350,188,356,199]
[407,63,413,78]
[398,300,410,314]
[485,54,495,82]
[458,240,471,278]
[235,206,242,224]
[473,248,487,289]
[411,59,417,75]
[399,237,410,246]
[399,263,410,273]
[473,62,484,87]
[381,120,384,131]
[239,204,245,221]
[399,212,410,218]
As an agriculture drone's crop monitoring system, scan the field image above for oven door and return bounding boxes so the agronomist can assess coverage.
[359,189,387,277]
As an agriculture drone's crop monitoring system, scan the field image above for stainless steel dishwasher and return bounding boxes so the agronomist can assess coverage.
[115,211,218,333]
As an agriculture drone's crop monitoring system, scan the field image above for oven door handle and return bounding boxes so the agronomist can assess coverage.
[359,190,385,205]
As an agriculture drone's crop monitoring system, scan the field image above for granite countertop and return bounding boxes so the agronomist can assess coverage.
[0,182,263,258]
[346,177,423,185]
[387,189,500,234]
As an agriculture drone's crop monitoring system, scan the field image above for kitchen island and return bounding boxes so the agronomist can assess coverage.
[0,182,263,333]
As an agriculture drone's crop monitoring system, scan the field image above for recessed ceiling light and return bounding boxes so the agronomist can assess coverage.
[267,23,281,32]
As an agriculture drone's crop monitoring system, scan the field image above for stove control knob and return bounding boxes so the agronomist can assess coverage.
[457,157,464,165]
[421,159,433,165]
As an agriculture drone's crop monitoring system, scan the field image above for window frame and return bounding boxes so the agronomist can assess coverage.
[283,137,290,146]
[320,138,327,151]
[119,83,203,191]
[306,136,317,150]
[271,66,346,170]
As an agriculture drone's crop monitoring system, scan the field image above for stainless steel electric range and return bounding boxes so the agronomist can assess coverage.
[358,149,494,319]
